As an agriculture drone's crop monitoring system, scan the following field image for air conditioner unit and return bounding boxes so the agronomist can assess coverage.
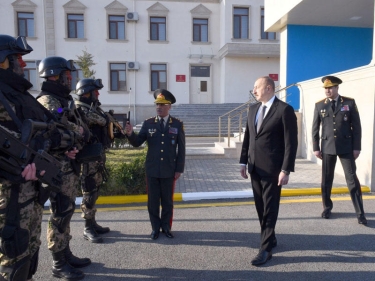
[127,61,140,70]
[126,12,139,21]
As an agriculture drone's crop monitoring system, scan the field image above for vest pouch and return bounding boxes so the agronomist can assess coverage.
[0,225,29,258]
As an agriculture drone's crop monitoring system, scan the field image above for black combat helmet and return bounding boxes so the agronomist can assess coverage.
[0,34,32,63]
[76,78,103,95]
[38,56,76,78]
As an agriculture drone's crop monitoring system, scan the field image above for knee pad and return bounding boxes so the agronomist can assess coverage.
[50,206,75,234]
[82,190,98,210]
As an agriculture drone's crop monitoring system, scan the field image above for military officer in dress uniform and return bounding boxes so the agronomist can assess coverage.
[125,89,185,240]
[312,75,366,224]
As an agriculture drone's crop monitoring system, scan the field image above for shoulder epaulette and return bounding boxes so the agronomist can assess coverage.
[340,96,354,100]
[315,98,326,104]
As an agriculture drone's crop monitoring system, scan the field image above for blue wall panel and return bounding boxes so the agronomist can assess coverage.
[286,25,373,109]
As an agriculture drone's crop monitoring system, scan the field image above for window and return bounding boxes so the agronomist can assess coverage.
[110,63,126,91]
[151,64,167,91]
[261,8,276,40]
[150,17,166,41]
[24,61,37,90]
[68,14,84,38]
[109,15,125,40]
[233,7,249,39]
[71,62,84,91]
[193,18,208,42]
[17,12,34,37]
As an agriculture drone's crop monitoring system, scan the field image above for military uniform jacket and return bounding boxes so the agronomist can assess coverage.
[127,115,185,178]
[312,95,361,155]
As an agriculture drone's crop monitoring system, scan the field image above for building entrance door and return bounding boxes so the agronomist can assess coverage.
[190,65,211,104]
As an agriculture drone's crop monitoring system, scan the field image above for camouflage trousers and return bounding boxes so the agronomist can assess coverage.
[47,170,78,253]
[80,160,103,220]
[0,181,42,279]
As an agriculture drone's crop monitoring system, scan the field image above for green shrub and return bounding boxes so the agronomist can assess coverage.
[101,148,147,195]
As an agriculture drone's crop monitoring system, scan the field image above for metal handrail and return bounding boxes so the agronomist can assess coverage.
[218,83,299,147]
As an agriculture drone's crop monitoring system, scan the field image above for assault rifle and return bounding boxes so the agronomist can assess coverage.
[0,125,63,192]
[106,109,127,137]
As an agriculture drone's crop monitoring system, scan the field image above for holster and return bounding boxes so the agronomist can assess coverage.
[0,225,29,259]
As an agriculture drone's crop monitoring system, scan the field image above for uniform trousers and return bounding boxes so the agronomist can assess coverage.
[146,176,175,231]
[321,153,364,215]
[250,171,281,252]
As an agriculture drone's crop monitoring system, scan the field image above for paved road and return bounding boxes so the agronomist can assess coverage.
[34,194,375,281]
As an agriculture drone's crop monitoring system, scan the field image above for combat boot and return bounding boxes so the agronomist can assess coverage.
[65,244,92,268]
[83,219,103,243]
[52,249,84,280]
[93,215,110,234]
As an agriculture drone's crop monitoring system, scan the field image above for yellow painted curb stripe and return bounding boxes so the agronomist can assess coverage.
[95,186,370,205]
[96,193,183,205]
[281,186,370,197]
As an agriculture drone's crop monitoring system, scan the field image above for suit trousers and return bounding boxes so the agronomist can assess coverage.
[146,176,175,231]
[250,171,281,252]
[321,153,364,215]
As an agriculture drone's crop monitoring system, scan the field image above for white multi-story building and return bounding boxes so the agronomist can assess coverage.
[1,0,279,123]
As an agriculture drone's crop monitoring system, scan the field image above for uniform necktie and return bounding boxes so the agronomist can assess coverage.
[257,105,266,133]
[331,100,336,112]
[160,118,164,131]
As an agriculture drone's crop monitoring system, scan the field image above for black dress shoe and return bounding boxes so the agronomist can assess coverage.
[321,209,331,219]
[251,250,272,266]
[151,230,159,240]
[162,229,174,238]
[272,237,277,248]
[358,214,368,225]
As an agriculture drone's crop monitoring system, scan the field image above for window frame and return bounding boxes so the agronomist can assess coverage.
[233,7,249,40]
[17,12,35,37]
[23,60,38,91]
[150,17,166,41]
[193,18,208,42]
[260,8,276,40]
[109,63,127,92]
[67,14,84,39]
[108,15,126,40]
[150,63,167,91]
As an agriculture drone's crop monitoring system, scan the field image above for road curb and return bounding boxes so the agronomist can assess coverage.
[44,186,370,207]
[95,186,370,204]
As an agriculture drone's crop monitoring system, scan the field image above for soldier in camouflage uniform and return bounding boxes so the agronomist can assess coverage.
[0,35,57,281]
[37,56,90,280]
[75,79,112,243]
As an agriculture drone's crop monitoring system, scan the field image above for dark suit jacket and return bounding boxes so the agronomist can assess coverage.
[239,97,298,177]
[312,95,361,155]
[128,115,185,178]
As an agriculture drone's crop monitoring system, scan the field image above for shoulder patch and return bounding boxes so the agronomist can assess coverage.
[315,98,326,104]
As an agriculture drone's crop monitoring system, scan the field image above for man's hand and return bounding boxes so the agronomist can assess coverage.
[21,163,45,181]
[175,172,181,180]
[314,150,322,160]
[353,150,360,160]
[65,147,79,159]
[125,122,133,137]
[240,165,248,179]
[278,171,289,186]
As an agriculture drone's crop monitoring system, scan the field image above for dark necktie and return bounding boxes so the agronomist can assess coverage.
[160,118,164,131]
[331,100,336,112]
[257,105,267,133]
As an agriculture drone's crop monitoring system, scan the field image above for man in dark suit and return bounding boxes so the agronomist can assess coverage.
[312,75,366,224]
[240,76,298,266]
[125,89,185,240]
